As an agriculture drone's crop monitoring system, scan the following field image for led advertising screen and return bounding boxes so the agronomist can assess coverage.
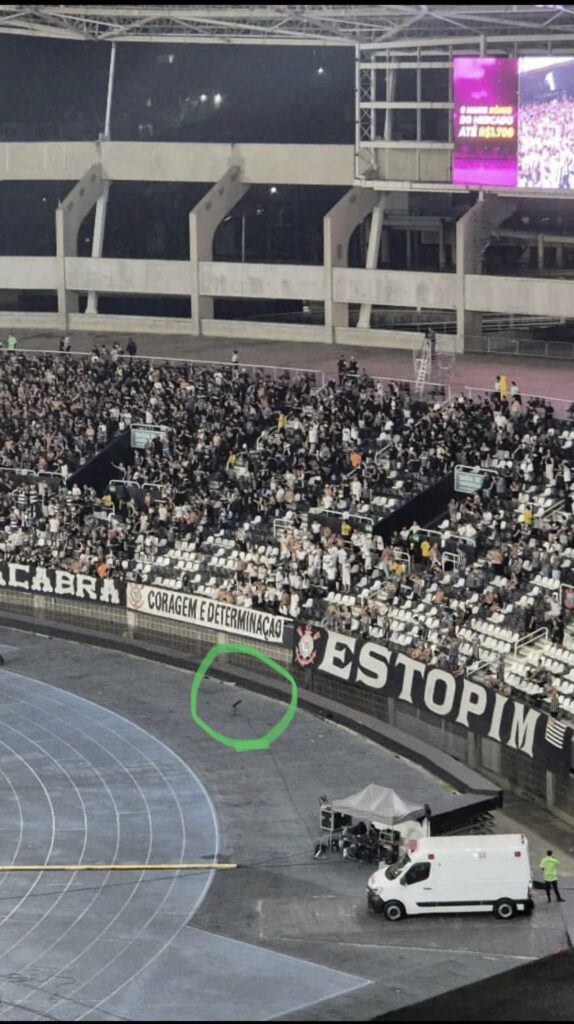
[453,56,574,189]
[453,57,518,187]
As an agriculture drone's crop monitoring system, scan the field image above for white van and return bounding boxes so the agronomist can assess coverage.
[367,834,533,922]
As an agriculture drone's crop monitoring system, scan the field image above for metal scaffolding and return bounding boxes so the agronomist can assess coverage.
[1,5,574,45]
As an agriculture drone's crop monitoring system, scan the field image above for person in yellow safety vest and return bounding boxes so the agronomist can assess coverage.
[6,333,17,351]
[499,374,509,401]
[540,849,565,903]
[277,412,287,434]
[523,506,533,527]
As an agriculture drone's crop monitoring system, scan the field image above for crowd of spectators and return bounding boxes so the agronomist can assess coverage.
[0,346,572,716]
[518,97,574,190]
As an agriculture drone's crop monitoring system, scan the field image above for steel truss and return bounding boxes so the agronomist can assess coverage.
[1,6,574,46]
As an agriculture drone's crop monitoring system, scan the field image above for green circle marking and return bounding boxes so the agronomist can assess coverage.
[190,642,298,751]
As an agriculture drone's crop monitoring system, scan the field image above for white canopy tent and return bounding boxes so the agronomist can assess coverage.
[331,784,427,826]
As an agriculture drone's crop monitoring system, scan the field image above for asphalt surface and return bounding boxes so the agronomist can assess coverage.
[0,627,568,1022]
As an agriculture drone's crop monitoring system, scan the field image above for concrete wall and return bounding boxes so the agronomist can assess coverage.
[4,255,574,348]
[202,319,326,344]
[334,267,456,309]
[335,327,424,350]
[199,261,324,301]
[68,314,193,336]
[66,257,190,296]
[466,273,574,318]
[0,141,354,186]
[0,312,60,331]
[373,146,452,185]
[0,257,58,290]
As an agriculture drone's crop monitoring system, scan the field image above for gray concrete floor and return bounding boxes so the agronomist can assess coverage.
[0,628,568,1021]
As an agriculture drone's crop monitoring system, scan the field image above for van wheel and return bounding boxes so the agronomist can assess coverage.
[494,899,516,920]
[384,901,405,922]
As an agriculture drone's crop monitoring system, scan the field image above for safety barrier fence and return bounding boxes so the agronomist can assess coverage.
[371,374,452,402]
[10,348,326,389]
[463,386,572,423]
[465,335,574,361]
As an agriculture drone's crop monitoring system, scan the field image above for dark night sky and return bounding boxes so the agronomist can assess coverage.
[0,33,355,271]
[0,35,354,143]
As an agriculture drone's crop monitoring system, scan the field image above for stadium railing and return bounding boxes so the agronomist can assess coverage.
[465,335,574,360]
[11,349,326,390]
[371,374,452,402]
[463,385,572,422]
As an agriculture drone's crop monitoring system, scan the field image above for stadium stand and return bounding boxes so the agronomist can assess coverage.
[1,347,573,720]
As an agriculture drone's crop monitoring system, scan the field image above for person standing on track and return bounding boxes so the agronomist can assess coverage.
[540,849,565,903]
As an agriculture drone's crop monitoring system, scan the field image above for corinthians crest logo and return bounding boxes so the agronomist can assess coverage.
[295,624,320,667]
[129,583,145,611]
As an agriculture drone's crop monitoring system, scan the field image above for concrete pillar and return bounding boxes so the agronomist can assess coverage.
[357,199,385,328]
[380,225,390,265]
[323,187,378,343]
[537,235,544,271]
[189,165,249,336]
[384,68,396,142]
[546,770,555,811]
[406,230,412,269]
[55,164,105,328]
[455,195,517,353]
[455,204,482,353]
[438,219,446,271]
[86,42,117,314]
[357,193,411,328]
[85,183,110,313]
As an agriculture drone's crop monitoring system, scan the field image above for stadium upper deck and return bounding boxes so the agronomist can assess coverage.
[0,6,574,355]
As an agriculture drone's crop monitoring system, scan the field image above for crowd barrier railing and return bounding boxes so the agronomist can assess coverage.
[10,348,326,390]
[371,374,452,403]
[465,334,574,361]
[463,386,573,422]
[513,626,550,660]
[308,507,375,530]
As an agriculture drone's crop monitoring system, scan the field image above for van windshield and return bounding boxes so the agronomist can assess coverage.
[385,853,410,880]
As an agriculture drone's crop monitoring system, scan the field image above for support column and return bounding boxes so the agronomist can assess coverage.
[189,166,249,337]
[380,222,390,265]
[406,230,412,269]
[384,67,396,142]
[86,42,117,314]
[55,164,105,329]
[438,218,446,271]
[356,192,409,328]
[323,187,378,343]
[455,195,517,353]
[357,199,384,329]
[537,234,544,272]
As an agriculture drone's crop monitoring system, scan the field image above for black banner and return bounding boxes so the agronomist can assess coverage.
[0,562,125,605]
[293,623,572,775]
